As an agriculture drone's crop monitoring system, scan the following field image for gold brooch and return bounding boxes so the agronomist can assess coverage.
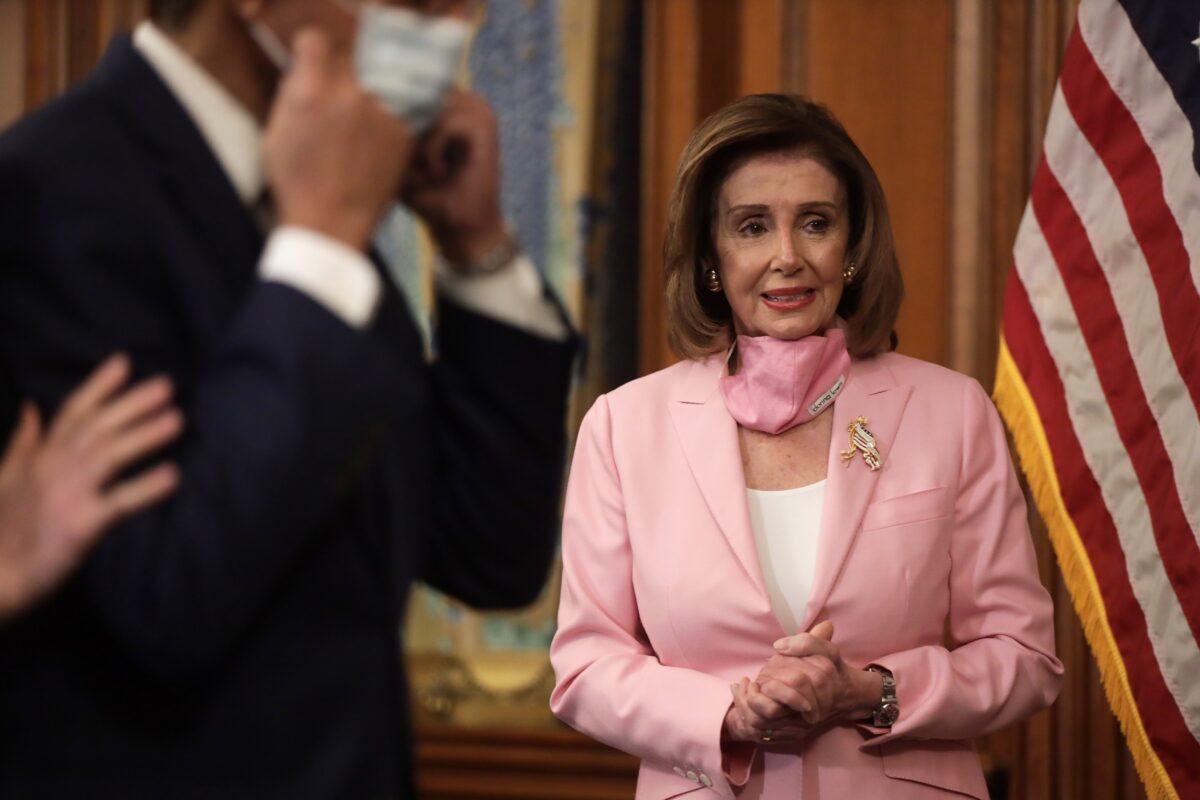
[840,416,882,471]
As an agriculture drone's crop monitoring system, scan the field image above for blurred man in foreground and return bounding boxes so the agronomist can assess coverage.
[0,0,576,796]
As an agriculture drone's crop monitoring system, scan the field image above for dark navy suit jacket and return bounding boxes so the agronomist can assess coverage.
[0,38,576,799]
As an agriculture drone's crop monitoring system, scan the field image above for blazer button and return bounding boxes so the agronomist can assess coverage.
[673,766,687,778]
[686,769,699,782]
[700,773,713,788]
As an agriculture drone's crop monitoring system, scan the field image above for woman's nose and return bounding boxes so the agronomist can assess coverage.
[771,232,802,274]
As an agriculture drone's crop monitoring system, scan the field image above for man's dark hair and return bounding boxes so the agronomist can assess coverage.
[149,0,202,29]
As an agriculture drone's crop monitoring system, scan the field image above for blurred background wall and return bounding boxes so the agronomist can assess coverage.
[0,1,1148,797]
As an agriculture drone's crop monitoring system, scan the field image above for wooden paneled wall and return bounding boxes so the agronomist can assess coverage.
[641,0,957,372]
[16,0,147,110]
[639,1,1146,798]
[0,2,26,128]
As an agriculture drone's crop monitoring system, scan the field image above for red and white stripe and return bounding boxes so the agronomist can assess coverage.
[1042,86,1200,542]
[1009,0,1200,772]
[1014,204,1200,737]
[1078,0,1200,292]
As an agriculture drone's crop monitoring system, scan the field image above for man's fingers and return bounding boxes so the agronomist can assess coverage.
[51,354,131,436]
[0,402,43,477]
[416,123,472,185]
[98,462,181,530]
[295,26,357,86]
[291,28,333,76]
[418,130,451,184]
[288,26,359,98]
[90,409,184,483]
[83,376,174,442]
[417,93,492,182]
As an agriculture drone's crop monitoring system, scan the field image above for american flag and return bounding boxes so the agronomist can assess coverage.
[993,1,1200,797]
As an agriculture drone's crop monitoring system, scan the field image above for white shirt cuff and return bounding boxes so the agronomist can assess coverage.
[435,254,569,341]
[259,226,382,328]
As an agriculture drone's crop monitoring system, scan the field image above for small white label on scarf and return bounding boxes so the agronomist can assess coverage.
[808,374,845,416]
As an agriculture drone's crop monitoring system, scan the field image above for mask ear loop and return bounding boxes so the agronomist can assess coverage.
[252,1,364,74]
[458,3,485,81]
[724,339,739,376]
[247,20,294,72]
[246,0,358,73]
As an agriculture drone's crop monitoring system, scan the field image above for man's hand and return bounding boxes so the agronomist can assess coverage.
[403,89,510,268]
[0,355,182,622]
[264,29,415,251]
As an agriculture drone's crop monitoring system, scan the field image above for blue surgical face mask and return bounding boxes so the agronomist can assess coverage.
[249,2,472,133]
[353,4,472,132]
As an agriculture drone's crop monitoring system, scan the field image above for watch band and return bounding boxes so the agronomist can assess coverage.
[867,665,899,728]
[456,234,522,276]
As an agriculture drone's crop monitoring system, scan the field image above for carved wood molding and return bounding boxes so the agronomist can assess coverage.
[416,724,639,800]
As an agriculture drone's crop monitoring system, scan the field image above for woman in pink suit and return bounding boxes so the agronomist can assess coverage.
[550,94,1062,799]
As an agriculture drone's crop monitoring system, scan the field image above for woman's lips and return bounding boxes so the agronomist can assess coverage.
[761,287,816,311]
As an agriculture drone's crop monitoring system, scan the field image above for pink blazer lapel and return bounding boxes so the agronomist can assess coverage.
[667,355,913,638]
[799,358,913,632]
[667,357,772,602]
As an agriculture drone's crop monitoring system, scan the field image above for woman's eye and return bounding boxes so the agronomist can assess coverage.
[804,217,830,233]
[739,221,766,236]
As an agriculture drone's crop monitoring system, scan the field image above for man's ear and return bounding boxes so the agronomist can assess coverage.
[230,0,267,23]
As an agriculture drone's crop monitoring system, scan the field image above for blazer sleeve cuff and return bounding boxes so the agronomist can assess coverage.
[660,674,748,797]
[721,741,757,786]
[854,648,942,749]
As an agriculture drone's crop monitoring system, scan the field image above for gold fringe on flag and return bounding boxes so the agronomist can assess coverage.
[993,338,1177,800]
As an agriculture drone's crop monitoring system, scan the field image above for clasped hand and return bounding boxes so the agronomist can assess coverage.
[723,621,882,744]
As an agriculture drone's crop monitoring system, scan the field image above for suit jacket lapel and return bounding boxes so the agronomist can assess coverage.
[799,358,912,632]
[668,357,772,601]
[92,37,264,295]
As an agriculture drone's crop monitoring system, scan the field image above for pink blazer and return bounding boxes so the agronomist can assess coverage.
[550,352,1062,799]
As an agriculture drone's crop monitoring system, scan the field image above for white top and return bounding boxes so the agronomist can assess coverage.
[132,21,568,338]
[746,480,826,634]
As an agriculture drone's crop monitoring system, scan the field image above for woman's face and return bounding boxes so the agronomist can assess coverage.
[712,151,850,340]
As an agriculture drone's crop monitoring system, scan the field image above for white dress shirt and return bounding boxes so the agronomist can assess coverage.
[132,21,568,338]
[746,479,826,635]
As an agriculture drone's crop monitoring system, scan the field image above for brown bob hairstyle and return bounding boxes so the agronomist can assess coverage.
[663,94,903,360]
